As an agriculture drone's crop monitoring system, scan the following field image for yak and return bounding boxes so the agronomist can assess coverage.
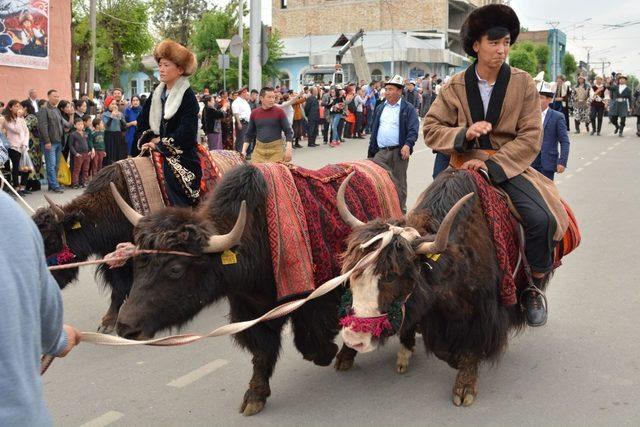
[33,164,136,332]
[111,165,344,416]
[336,168,540,407]
[110,164,465,416]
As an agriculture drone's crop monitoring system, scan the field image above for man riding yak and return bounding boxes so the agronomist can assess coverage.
[424,4,569,326]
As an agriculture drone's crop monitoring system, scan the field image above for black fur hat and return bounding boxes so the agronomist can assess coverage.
[461,4,520,58]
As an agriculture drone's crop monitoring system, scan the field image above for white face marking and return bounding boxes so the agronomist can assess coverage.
[340,266,381,353]
[349,266,382,318]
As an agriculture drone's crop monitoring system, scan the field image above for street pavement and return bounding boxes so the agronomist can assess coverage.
[16,122,640,426]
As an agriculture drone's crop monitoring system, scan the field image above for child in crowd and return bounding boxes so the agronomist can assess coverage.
[89,118,106,178]
[69,117,92,188]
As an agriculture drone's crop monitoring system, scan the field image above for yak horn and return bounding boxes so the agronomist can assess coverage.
[415,192,475,255]
[203,201,247,253]
[109,182,143,227]
[337,172,365,229]
[44,194,65,222]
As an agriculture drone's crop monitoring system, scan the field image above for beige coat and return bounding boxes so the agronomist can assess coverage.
[424,66,569,241]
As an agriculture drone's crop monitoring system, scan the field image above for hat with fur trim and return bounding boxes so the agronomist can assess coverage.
[461,4,520,58]
[154,39,197,76]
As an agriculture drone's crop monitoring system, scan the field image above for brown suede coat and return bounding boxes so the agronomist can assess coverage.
[424,64,569,241]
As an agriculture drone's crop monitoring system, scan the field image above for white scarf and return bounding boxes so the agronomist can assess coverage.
[149,76,191,134]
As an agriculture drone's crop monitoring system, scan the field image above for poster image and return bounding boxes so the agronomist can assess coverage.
[0,0,49,69]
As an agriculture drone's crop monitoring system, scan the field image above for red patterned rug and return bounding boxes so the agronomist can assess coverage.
[256,161,402,301]
[469,170,580,306]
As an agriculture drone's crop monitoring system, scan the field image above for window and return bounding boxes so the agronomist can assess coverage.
[143,80,151,93]
[371,69,383,81]
[281,0,287,9]
[130,80,138,97]
[279,72,290,89]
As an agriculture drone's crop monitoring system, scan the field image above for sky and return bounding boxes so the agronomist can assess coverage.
[511,0,640,78]
[212,0,640,77]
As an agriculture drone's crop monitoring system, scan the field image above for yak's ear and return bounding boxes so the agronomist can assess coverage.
[62,211,85,230]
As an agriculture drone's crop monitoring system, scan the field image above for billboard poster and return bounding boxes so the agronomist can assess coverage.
[0,0,49,69]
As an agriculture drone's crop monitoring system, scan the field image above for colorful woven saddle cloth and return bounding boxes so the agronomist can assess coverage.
[255,160,402,302]
[467,170,580,306]
[118,148,245,214]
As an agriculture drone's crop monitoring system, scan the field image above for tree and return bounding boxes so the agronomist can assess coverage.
[627,75,639,93]
[150,0,208,46]
[190,4,284,92]
[97,0,153,88]
[509,49,536,76]
[563,53,577,83]
[534,44,550,74]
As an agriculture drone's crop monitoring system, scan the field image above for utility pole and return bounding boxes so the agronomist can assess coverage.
[249,0,262,91]
[238,0,243,89]
[87,0,97,100]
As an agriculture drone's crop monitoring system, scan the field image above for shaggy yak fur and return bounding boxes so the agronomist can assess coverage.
[115,165,343,416]
[32,164,136,332]
[339,169,543,407]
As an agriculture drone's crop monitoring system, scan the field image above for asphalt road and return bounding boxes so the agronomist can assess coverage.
[17,121,639,426]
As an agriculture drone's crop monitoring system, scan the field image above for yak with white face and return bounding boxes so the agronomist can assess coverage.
[335,169,532,407]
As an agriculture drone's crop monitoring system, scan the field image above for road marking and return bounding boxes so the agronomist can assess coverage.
[576,167,584,172]
[584,161,592,167]
[565,174,574,180]
[80,411,124,427]
[167,359,229,388]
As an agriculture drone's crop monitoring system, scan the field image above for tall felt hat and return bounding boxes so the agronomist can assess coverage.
[154,39,197,76]
[385,75,405,88]
[537,81,554,97]
[461,4,520,58]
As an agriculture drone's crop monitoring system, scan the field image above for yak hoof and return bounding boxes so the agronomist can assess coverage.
[452,384,477,407]
[96,323,115,334]
[241,401,265,417]
[396,345,413,374]
[334,357,354,371]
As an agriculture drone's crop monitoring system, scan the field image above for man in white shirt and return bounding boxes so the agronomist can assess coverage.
[21,89,39,115]
[232,87,252,152]
[367,75,420,213]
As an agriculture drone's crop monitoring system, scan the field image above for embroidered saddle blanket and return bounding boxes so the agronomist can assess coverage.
[118,148,245,214]
[256,161,402,301]
[468,170,580,306]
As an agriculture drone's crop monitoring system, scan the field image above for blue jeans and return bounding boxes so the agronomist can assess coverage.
[364,105,374,134]
[432,152,451,179]
[331,114,342,142]
[42,141,62,189]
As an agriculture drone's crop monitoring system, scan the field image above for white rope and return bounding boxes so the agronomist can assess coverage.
[0,173,35,214]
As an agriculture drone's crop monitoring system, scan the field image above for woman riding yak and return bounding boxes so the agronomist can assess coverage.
[136,39,201,207]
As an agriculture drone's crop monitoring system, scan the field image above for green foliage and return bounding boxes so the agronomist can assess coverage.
[190,5,284,92]
[509,49,537,76]
[534,44,550,73]
[150,0,209,46]
[627,75,639,92]
[509,42,549,77]
[97,0,153,87]
[562,53,577,83]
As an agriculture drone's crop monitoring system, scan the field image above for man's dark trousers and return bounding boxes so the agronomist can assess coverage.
[307,119,318,146]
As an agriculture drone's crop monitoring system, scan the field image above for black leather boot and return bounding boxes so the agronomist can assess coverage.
[522,283,547,327]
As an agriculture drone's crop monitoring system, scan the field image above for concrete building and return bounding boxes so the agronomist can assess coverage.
[518,29,567,81]
[275,30,470,91]
[272,0,504,91]
[0,0,72,100]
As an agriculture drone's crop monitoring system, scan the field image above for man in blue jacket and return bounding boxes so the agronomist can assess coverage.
[368,75,420,213]
[532,81,570,181]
